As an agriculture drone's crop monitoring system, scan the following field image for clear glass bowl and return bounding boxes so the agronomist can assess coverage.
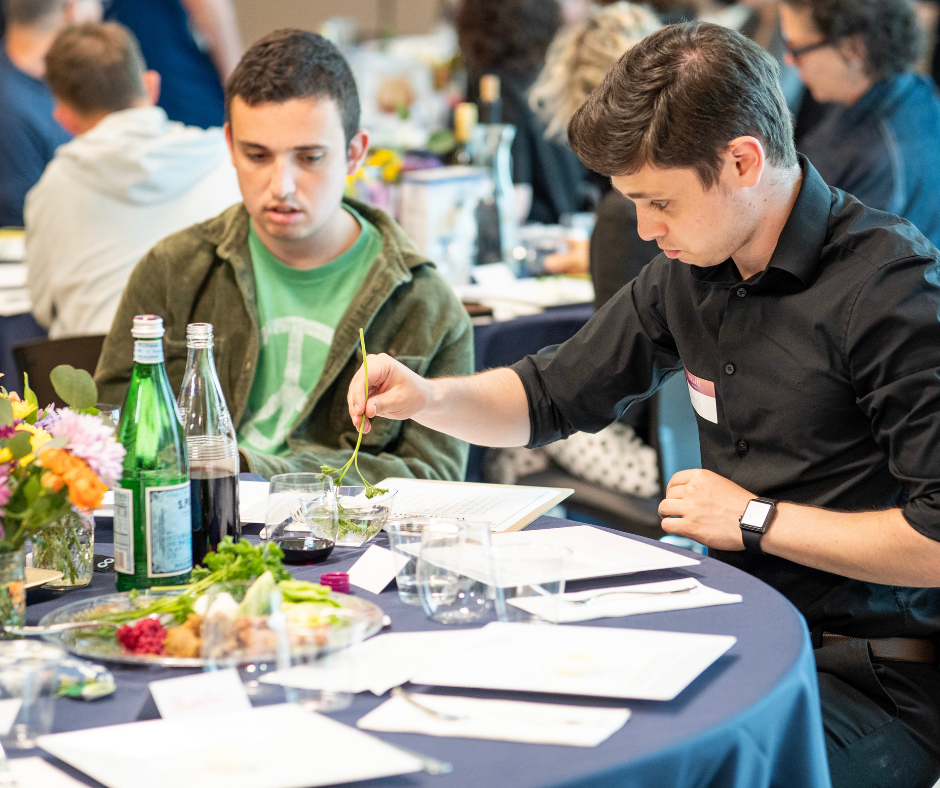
[333,487,397,548]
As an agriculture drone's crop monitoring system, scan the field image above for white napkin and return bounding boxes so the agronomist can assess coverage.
[509,578,742,623]
[7,757,87,787]
[357,693,630,747]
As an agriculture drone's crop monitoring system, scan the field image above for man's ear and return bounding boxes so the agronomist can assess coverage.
[837,35,868,72]
[725,136,765,189]
[345,129,370,176]
[224,122,236,164]
[141,70,161,106]
[52,102,84,136]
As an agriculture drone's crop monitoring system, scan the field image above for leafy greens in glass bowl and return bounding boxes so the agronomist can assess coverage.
[333,486,397,548]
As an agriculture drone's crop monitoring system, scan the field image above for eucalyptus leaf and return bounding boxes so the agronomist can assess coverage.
[7,430,33,460]
[42,436,68,450]
[0,398,13,427]
[50,365,98,410]
[23,373,37,410]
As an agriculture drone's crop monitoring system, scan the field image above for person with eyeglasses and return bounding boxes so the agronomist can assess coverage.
[780,0,940,247]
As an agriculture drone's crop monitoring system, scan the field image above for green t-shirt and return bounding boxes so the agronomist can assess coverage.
[237,206,382,456]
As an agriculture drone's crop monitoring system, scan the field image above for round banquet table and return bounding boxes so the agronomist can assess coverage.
[22,516,832,788]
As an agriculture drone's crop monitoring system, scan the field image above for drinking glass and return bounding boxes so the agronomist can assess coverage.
[417,521,494,625]
[263,473,338,564]
[275,618,369,712]
[201,579,285,696]
[0,640,64,749]
[384,519,433,605]
[492,543,570,623]
[334,486,397,548]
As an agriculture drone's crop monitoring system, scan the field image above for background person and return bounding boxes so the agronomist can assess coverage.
[346,23,940,788]
[25,22,241,339]
[780,0,940,246]
[0,0,100,227]
[456,0,590,225]
[105,0,241,129]
[95,29,473,483]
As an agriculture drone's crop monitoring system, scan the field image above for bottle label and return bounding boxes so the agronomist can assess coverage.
[146,481,193,578]
[134,340,164,364]
[113,488,134,574]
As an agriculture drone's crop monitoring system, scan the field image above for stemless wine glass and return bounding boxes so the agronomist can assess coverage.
[262,473,338,564]
[417,520,494,625]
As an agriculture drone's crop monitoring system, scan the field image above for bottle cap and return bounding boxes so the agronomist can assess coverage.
[186,322,214,348]
[132,315,164,339]
[319,573,350,594]
[454,102,478,143]
[480,74,500,103]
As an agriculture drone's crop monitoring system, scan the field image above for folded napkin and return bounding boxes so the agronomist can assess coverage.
[7,757,87,787]
[357,693,630,747]
[509,578,742,623]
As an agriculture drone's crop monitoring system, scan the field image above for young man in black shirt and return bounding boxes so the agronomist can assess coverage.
[345,22,940,788]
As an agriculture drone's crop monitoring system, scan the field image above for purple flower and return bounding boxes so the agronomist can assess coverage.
[46,411,126,488]
[0,425,14,440]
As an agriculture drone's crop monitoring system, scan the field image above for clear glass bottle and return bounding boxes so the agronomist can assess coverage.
[114,315,191,591]
[177,323,240,566]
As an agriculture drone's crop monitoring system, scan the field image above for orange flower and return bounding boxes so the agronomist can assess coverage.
[39,447,106,510]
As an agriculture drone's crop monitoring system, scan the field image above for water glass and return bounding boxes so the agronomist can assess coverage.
[201,579,285,696]
[492,543,570,623]
[417,521,494,625]
[263,473,338,564]
[277,618,369,712]
[0,640,64,749]
[384,519,433,605]
[334,486,397,548]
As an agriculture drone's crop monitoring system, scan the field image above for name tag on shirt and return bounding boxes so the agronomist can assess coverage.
[686,370,718,424]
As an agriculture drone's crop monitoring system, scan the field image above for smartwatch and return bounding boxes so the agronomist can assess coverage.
[739,497,777,555]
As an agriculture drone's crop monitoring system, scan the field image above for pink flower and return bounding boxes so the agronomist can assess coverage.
[0,463,11,527]
[46,411,126,488]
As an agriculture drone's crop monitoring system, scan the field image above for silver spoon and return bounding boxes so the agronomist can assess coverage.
[3,620,120,637]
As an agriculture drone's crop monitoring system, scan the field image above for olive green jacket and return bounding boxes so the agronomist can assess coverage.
[95,199,474,481]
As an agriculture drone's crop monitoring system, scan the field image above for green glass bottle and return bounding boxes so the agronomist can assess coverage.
[114,315,192,591]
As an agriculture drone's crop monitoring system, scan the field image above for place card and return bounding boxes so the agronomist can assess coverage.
[347,545,408,595]
[148,668,251,721]
[7,757,87,787]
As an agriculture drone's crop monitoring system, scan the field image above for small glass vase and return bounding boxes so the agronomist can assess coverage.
[33,509,95,589]
[0,550,25,634]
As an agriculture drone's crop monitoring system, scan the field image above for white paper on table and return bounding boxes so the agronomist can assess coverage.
[37,704,424,788]
[261,629,481,696]
[358,694,630,747]
[509,579,742,623]
[410,622,736,702]
[380,477,570,533]
[148,668,251,721]
[239,480,271,524]
[347,545,409,594]
[7,757,88,787]
[397,525,700,585]
[0,698,22,735]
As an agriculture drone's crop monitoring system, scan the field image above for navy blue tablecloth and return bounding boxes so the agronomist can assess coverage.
[23,517,831,788]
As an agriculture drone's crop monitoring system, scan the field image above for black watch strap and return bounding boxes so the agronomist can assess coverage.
[741,526,765,555]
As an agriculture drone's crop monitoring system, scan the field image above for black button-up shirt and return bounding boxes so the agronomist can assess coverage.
[513,156,940,638]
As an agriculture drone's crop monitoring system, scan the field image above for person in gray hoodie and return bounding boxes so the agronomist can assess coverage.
[25,21,240,339]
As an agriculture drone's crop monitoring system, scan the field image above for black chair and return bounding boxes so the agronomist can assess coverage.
[12,334,106,407]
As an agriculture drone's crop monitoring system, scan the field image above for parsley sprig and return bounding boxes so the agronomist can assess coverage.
[321,329,390,499]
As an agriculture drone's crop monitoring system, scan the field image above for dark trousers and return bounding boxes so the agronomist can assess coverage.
[816,639,940,788]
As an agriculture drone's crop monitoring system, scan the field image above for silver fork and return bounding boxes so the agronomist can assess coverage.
[567,580,700,606]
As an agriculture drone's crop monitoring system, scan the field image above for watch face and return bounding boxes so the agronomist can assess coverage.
[741,500,773,530]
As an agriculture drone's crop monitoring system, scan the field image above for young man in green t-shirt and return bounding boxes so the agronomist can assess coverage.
[96,29,474,482]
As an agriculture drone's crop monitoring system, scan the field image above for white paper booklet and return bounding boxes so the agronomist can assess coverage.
[410,622,736,702]
[379,477,572,533]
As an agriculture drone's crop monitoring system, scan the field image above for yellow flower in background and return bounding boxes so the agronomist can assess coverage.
[0,448,12,464]
[14,423,51,466]
[367,149,396,167]
[1,392,36,421]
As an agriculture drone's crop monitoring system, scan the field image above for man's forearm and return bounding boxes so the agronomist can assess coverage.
[763,504,940,587]
[414,368,531,448]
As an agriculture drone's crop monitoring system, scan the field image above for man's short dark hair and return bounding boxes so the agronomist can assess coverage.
[568,22,798,187]
[455,0,562,75]
[783,0,924,81]
[225,29,360,145]
[45,22,147,115]
[3,0,66,26]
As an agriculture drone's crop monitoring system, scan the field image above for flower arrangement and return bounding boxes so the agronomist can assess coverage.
[0,366,124,554]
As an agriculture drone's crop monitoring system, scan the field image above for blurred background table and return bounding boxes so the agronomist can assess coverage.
[24,516,831,788]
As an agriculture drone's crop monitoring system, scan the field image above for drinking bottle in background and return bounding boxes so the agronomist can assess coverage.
[177,322,240,565]
[114,315,192,591]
